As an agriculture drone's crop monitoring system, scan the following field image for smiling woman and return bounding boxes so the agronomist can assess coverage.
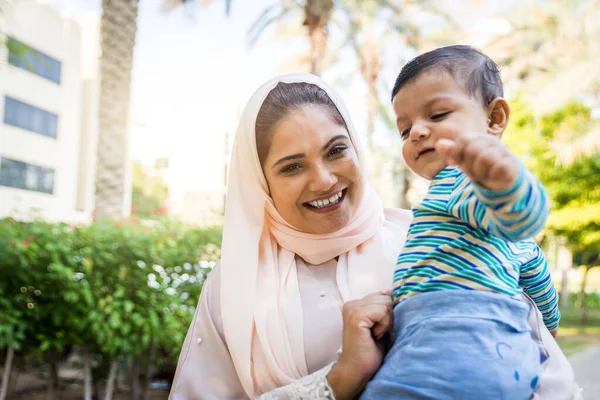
[168,73,579,400]
[255,83,364,234]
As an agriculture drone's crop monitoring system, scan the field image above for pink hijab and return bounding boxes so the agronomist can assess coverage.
[220,73,411,397]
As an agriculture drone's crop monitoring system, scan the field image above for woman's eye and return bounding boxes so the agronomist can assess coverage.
[281,164,301,174]
[328,145,347,157]
[431,111,450,121]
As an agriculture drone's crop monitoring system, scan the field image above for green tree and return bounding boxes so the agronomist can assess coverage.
[0,217,221,399]
[487,0,600,162]
[131,161,169,219]
[505,99,600,321]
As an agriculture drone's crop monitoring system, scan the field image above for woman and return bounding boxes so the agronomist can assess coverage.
[169,73,579,399]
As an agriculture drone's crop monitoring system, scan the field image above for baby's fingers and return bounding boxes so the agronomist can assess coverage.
[435,138,458,165]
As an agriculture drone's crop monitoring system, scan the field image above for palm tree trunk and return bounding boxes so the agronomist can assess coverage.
[392,158,412,209]
[96,0,139,218]
[366,83,377,146]
[400,167,412,209]
[579,265,591,325]
[82,348,92,400]
[104,359,118,400]
[141,343,156,400]
[558,241,572,309]
[0,346,14,400]
[131,357,140,400]
[304,0,333,76]
[307,22,327,75]
[45,353,59,400]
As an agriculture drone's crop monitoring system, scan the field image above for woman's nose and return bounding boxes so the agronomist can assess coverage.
[309,164,338,192]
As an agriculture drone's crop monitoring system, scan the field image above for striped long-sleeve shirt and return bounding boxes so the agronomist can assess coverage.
[393,165,560,331]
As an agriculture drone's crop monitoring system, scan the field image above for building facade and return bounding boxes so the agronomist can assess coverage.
[0,0,99,223]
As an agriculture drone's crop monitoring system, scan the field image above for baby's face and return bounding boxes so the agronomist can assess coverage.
[393,70,492,180]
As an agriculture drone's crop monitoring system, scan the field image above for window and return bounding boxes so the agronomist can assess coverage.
[0,157,55,194]
[4,97,58,138]
[7,36,62,84]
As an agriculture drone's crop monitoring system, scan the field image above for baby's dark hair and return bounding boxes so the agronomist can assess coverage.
[391,45,503,107]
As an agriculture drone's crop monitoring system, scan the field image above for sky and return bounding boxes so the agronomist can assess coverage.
[40,0,515,210]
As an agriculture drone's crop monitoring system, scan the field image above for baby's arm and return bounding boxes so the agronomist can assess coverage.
[438,133,549,241]
[519,248,560,331]
[471,164,549,241]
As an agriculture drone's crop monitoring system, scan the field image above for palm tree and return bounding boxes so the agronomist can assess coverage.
[340,0,460,145]
[335,1,460,208]
[94,0,140,219]
[486,0,600,164]
[94,0,230,219]
[248,0,333,76]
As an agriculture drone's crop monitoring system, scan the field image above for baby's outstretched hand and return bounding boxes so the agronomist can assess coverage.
[435,132,519,191]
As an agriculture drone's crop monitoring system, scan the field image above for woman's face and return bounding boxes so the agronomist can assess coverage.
[262,105,364,234]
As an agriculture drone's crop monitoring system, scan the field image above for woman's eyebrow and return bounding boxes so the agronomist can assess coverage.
[321,135,348,152]
[271,153,305,169]
[271,135,348,169]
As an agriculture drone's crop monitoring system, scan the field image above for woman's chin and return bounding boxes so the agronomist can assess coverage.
[304,212,351,235]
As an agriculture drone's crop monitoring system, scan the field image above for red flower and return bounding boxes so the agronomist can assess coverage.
[157,206,168,215]
[23,240,30,248]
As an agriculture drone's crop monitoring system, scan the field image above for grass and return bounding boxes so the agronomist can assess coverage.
[556,306,600,356]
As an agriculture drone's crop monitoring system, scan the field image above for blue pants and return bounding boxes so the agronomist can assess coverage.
[361,290,541,400]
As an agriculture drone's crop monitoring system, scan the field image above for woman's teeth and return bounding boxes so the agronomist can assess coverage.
[308,191,343,209]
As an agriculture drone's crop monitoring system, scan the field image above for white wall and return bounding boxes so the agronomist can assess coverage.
[0,0,97,223]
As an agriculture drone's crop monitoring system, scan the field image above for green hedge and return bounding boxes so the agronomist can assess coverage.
[0,217,221,380]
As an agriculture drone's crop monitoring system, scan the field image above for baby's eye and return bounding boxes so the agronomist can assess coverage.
[431,111,451,121]
[400,128,411,140]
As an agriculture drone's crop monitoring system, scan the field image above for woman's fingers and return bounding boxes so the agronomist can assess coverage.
[343,292,393,334]
[336,290,395,395]
[372,309,393,340]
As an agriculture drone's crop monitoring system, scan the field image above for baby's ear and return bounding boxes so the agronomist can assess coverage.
[487,98,510,137]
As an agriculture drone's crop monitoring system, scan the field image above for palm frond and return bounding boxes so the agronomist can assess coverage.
[523,58,600,115]
[247,5,294,47]
[556,128,600,166]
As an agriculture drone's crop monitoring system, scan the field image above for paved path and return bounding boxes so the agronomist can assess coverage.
[570,345,600,399]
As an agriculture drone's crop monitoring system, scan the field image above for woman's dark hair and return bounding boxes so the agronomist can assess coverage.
[391,45,504,107]
[255,82,347,166]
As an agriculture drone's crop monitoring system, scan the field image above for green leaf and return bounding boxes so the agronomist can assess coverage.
[124,300,134,314]
[109,312,120,329]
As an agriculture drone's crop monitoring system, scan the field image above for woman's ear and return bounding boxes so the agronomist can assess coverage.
[487,97,510,137]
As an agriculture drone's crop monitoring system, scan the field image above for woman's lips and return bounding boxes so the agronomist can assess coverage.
[304,189,347,213]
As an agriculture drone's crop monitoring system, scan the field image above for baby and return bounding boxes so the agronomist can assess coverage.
[361,45,559,399]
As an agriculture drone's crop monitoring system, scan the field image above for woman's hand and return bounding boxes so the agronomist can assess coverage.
[327,290,394,400]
